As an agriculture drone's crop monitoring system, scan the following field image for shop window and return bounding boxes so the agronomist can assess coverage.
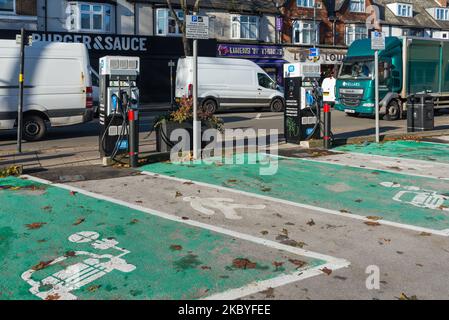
[350,0,365,13]
[0,0,14,14]
[156,8,184,36]
[345,24,367,45]
[67,2,112,32]
[293,21,318,45]
[231,15,259,40]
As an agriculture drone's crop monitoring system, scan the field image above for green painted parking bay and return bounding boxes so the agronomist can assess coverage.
[0,176,330,300]
[141,153,449,233]
[335,140,449,164]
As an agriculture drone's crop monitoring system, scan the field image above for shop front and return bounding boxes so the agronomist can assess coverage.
[0,29,217,105]
[283,46,347,78]
[217,43,287,85]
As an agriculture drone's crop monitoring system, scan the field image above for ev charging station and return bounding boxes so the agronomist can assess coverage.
[99,56,140,167]
[283,62,323,144]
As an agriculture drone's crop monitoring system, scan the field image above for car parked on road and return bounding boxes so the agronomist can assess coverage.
[0,40,94,141]
[175,57,285,113]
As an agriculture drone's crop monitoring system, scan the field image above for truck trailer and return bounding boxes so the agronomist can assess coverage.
[335,37,449,120]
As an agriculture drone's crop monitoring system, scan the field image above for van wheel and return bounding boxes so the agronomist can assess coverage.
[384,100,401,121]
[23,115,47,141]
[270,98,284,112]
[202,99,217,114]
[346,112,360,117]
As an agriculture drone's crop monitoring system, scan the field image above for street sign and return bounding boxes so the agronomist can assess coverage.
[168,60,176,67]
[371,31,385,51]
[186,15,209,40]
[309,47,320,57]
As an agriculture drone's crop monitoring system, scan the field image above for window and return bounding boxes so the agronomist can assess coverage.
[436,8,449,21]
[350,0,365,12]
[292,21,318,45]
[156,8,184,36]
[296,0,315,8]
[67,2,112,32]
[231,15,259,40]
[0,0,14,14]
[397,4,412,17]
[345,24,367,45]
[258,73,275,89]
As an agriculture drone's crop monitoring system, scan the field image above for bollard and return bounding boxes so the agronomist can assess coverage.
[128,109,139,168]
[323,103,332,149]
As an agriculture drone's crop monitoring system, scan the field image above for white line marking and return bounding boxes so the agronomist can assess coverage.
[21,175,350,300]
[340,151,449,168]
[139,171,449,237]
[267,152,449,181]
[256,113,262,120]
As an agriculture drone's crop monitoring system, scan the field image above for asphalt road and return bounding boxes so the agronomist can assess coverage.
[1,108,449,153]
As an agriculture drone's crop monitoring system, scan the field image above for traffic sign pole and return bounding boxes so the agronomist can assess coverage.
[17,28,25,153]
[375,49,380,143]
[371,31,385,144]
[186,14,209,160]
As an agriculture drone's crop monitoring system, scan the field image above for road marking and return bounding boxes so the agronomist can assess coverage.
[22,175,350,300]
[138,171,449,237]
[183,196,265,220]
[269,153,449,181]
[341,151,449,168]
[256,113,262,120]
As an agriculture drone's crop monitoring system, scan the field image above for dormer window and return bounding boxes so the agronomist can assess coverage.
[397,3,412,17]
[436,8,449,20]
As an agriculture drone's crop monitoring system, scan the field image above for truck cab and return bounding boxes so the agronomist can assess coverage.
[335,37,403,120]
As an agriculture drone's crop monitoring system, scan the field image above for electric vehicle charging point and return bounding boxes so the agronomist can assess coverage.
[283,63,323,145]
[99,56,140,167]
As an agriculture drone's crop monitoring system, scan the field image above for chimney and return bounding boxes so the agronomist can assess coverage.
[436,0,448,7]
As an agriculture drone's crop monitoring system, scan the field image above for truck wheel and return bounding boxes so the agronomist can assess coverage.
[270,98,284,112]
[23,115,47,141]
[202,99,217,114]
[384,100,401,121]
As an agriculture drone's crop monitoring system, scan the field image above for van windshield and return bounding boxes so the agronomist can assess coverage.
[339,59,374,80]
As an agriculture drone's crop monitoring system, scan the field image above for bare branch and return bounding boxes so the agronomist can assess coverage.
[166,0,184,32]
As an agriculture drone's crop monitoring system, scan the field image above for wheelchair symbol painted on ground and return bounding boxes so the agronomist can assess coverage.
[381,182,449,211]
[183,196,266,220]
[21,231,136,300]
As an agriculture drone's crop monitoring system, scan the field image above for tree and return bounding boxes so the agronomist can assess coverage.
[166,0,202,56]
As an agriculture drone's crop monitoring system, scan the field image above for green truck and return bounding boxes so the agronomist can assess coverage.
[335,37,449,120]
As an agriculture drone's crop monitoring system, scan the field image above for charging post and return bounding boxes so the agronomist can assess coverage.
[283,62,322,145]
[99,56,140,166]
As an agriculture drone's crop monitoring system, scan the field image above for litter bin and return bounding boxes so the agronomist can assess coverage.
[407,94,434,132]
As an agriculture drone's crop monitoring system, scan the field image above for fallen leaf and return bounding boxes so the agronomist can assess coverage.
[260,287,275,298]
[175,191,183,198]
[181,216,189,220]
[306,219,316,226]
[281,228,289,236]
[397,293,418,300]
[64,251,76,257]
[261,187,272,192]
[260,230,269,235]
[87,285,101,292]
[321,267,332,275]
[26,222,46,230]
[340,209,351,214]
[272,261,284,270]
[32,260,53,271]
[201,266,211,270]
[232,258,257,269]
[420,232,432,237]
[355,199,363,203]
[367,216,383,221]
[73,218,85,226]
[45,294,61,300]
[183,181,194,185]
[227,179,238,183]
[69,191,77,196]
[135,200,143,204]
[170,245,183,251]
[130,219,139,224]
[288,259,307,268]
[364,221,381,227]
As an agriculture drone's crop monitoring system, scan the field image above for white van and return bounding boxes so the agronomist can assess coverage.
[0,40,93,141]
[176,57,285,113]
